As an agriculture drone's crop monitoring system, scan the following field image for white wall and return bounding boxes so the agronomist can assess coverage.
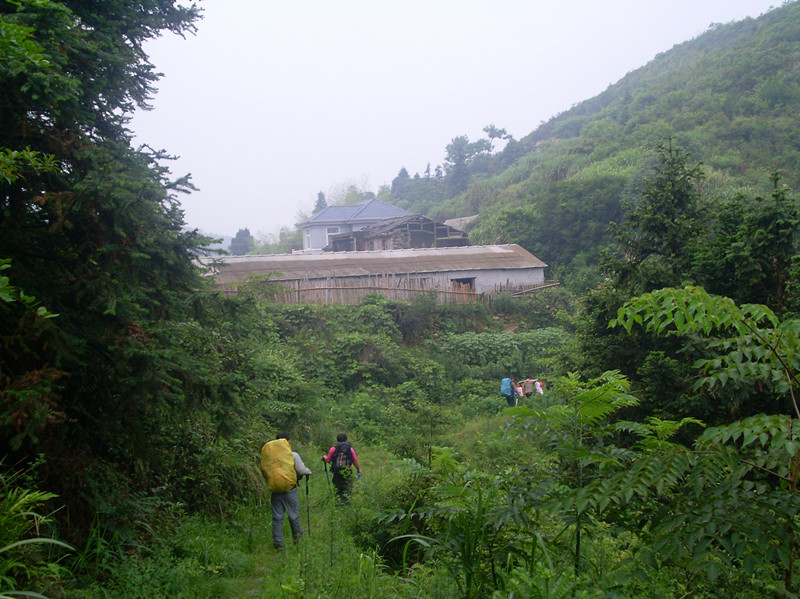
[472,268,545,293]
[390,267,545,293]
[303,224,354,250]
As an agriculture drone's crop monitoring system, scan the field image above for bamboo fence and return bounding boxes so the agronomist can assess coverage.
[223,275,558,306]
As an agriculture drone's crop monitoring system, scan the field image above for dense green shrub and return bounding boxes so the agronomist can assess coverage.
[430,328,570,380]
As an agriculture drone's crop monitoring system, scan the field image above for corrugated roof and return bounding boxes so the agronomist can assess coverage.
[298,199,412,226]
[205,244,547,285]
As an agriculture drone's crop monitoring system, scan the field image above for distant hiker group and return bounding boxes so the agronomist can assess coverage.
[500,375,547,407]
[259,432,362,551]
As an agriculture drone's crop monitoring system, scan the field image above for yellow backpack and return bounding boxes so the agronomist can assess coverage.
[260,438,297,493]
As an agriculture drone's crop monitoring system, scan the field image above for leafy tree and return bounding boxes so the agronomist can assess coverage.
[444,136,472,196]
[0,0,237,541]
[612,286,800,417]
[385,166,447,215]
[339,184,375,205]
[391,167,411,200]
[575,143,712,425]
[606,139,704,293]
[229,227,255,255]
[693,173,800,313]
[0,260,61,452]
[469,204,539,247]
[592,286,800,592]
[313,190,327,214]
[444,135,492,196]
[482,123,512,152]
[253,225,302,254]
[505,371,640,577]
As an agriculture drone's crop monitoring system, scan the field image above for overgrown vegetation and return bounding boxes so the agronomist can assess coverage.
[4,1,800,597]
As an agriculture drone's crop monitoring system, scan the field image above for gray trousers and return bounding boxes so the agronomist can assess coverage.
[271,486,302,548]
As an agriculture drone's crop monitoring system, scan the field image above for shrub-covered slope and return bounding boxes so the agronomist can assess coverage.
[387,2,800,281]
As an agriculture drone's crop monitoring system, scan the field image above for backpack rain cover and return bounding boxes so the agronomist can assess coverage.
[260,438,297,493]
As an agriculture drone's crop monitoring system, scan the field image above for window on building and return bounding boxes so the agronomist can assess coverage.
[451,277,475,291]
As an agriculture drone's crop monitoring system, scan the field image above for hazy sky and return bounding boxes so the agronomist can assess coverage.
[131,0,779,239]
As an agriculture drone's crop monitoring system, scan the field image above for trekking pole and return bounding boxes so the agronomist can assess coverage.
[323,460,330,491]
[305,474,311,535]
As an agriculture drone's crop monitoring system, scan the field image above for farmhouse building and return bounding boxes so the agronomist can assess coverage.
[297,198,412,251]
[205,244,548,304]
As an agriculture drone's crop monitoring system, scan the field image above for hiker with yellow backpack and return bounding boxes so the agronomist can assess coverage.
[260,433,312,550]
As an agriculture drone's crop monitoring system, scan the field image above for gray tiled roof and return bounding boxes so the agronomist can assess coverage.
[206,244,547,285]
[298,199,412,225]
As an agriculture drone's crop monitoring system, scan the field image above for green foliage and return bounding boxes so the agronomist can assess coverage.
[449,378,506,419]
[354,300,403,342]
[228,228,255,255]
[7,9,800,595]
[611,285,800,413]
[502,371,641,584]
[599,285,800,592]
[0,468,72,598]
[319,331,408,390]
[0,260,63,451]
[693,174,800,312]
[386,459,520,599]
[0,0,235,559]
[418,3,800,296]
[333,381,453,464]
[252,225,303,254]
[431,328,570,381]
[575,152,799,425]
[505,371,639,475]
[347,459,435,569]
[0,260,56,318]
[605,139,704,292]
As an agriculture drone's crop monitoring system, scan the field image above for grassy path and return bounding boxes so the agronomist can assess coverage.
[230,443,435,599]
[63,440,467,598]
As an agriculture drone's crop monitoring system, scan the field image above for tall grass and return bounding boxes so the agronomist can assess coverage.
[0,468,73,598]
[63,444,452,599]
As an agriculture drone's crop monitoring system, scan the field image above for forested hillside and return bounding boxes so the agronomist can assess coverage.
[4,2,800,598]
[379,1,800,288]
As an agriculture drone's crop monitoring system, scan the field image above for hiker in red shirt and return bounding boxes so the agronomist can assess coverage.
[322,433,361,504]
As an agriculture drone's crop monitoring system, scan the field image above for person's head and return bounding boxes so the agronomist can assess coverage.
[276,433,289,440]
[337,433,348,442]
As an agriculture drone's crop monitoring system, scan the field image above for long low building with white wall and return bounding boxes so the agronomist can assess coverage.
[202,244,549,302]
